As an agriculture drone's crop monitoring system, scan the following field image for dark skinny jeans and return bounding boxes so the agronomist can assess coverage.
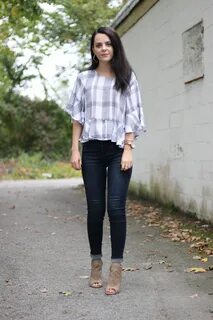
[82,140,132,261]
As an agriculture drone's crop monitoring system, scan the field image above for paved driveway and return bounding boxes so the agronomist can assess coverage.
[0,179,212,320]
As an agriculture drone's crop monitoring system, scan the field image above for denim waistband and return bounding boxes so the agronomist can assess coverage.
[83,139,114,145]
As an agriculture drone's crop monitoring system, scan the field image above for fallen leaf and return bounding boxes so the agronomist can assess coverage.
[143,263,153,270]
[190,241,208,249]
[59,291,72,296]
[166,263,172,267]
[190,293,198,298]
[79,276,89,279]
[204,249,213,256]
[122,267,140,272]
[185,267,207,273]
[5,279,12,286]
[191,236,201,241]
[24,226,31,230]
[40,288,48,293]
[62,310,68,314]
[193,256,201,260]
[201,258,208,262]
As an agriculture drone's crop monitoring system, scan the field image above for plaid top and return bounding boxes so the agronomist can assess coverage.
[65,69,146,148]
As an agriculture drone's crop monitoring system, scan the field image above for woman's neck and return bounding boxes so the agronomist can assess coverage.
[96,62,114,77]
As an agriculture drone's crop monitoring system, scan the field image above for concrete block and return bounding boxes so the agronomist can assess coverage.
[169,110,184,128]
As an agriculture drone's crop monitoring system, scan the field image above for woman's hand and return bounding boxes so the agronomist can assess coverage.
[121,148,133,171]
[70,149,82,170]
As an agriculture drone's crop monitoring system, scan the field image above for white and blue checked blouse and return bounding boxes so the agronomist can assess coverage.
[66,69,146,148]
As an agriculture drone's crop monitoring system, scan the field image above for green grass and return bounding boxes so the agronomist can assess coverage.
[0,153,81,180]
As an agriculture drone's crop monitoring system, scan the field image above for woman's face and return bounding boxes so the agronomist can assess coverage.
[92,33,114,63]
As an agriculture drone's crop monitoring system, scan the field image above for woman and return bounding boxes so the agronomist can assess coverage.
[66,27,145,295]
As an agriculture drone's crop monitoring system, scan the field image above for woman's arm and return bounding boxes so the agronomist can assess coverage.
[70,120,83,170]
[121,132,134,171]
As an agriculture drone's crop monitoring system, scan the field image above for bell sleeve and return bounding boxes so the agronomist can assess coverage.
[125,72,146,137]
[65,74,85,125]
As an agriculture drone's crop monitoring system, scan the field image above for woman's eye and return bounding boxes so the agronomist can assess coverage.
[95,42,112,48]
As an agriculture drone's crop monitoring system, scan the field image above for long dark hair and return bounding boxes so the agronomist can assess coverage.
[88,27,132,93]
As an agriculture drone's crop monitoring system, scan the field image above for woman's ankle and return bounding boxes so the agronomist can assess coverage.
[111,258,123,264]
[91,254,102,261]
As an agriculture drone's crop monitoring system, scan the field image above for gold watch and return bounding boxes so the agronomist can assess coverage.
[124,141,135,149]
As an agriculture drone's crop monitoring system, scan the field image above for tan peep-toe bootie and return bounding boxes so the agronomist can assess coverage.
[89,259,103,288]
[105,262,122,295]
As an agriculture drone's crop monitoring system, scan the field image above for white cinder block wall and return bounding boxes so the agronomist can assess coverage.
[122,0,213,222]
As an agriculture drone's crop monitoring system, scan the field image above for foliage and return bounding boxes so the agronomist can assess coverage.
[0,0,123,162]
[0,46,38,100]
[0,0,43,97]
[40,0,121,56]
[0,0,122,97]
[0,152,81,180]
[0,0,42,40]
[0,93,71,160]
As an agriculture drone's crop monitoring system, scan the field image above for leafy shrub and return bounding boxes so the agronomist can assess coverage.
[0,94,71,160]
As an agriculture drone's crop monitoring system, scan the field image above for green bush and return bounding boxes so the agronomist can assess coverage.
[0,94,71,160]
